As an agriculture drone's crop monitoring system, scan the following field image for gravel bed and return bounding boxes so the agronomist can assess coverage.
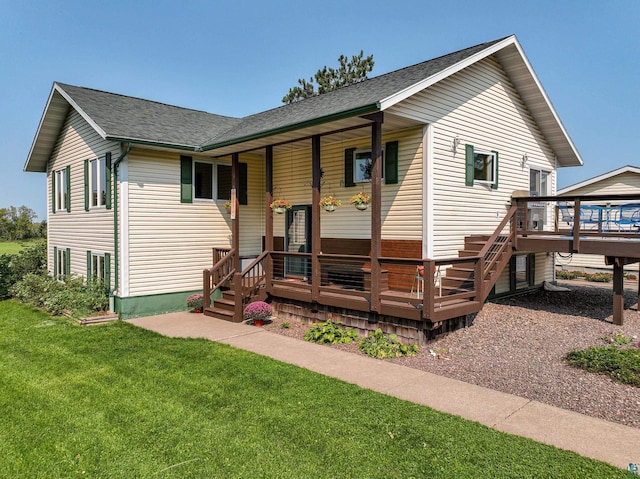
[265,281,640,429]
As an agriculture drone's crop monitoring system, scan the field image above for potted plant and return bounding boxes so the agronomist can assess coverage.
[186,293,204,313]
[349,192,371,211]
[244,301,272,327]
[319,195,342,212]
[223,201,232,214]
[270,199,292,214]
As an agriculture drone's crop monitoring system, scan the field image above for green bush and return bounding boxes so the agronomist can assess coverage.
[11,273,108,317]
[0,241,46,299]
[585,272,612,283]
[304,319,359,344]
[358,328,419,359]
[555,270,580,280]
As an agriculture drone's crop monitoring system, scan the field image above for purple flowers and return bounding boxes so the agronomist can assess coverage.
[186,293,203,309]
[244,301,272,320]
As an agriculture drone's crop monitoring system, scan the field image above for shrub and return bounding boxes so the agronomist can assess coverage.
[556,270,580,280]
[358,329,418,359]
[244,301,272,321]
[586,272,612,283]
[304,319,359,344]
[566,347,640,387]
[11,273,108,317]
[0,240,46,299]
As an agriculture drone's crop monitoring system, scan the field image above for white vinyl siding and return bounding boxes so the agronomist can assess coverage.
[47,109,116,289]
[270,127,423,241]
[125,149,264,297]
[387,54,557,285]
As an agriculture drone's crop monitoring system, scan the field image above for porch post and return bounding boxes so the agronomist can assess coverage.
[265,146,274,293]
[311,135,321,302]
[370,112,383,313]
[613,259,624,326]
[232,153,243,321]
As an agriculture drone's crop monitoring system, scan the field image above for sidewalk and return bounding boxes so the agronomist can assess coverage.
[128,312,640,470]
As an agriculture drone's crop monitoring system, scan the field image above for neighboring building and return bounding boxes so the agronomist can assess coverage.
[24,35,583,333]
[557,166,640,273]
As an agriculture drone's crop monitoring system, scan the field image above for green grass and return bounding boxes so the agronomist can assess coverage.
[567,346,640,386]
[0,301,627,478]
[0,240,37,255]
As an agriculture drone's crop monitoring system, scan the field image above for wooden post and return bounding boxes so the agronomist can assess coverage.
[613,259,624,326]
[572,199,581,253]
[231,153,241,320]
[203,269,211,309]
[311,135,321,302]
[423,259,435,320]
[265,146,274,294]
[370,113,383,313]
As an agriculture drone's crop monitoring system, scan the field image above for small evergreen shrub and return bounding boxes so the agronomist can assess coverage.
[358,329,419,359]
[585,272,612,283]
[555,270,580,280]
[304,319,359,344]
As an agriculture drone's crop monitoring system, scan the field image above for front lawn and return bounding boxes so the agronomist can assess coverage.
[0,240,34,255]
[0,301,626,478]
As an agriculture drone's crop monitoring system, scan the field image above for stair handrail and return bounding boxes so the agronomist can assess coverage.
[477,203,518,300]
[240,250,269,305]
[203,247,237,309]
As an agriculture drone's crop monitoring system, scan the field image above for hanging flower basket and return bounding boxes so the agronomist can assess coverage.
[223,201,231,214]
[319,195,342,212]
[349,192,370,211]
[270,199,292,214]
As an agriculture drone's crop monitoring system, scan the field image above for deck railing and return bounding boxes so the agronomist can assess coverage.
[203,247,236,309]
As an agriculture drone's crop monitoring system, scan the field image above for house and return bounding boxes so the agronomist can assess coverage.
[25,35,587,341]
[557,165,640,274]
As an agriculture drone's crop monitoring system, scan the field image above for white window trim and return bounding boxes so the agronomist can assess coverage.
[529,168,550,196]
[353,148,384,184]
[89,157,107,208]
[90,252,106,281]
[55,246,69,278]
[193,160,232,202]
[54,169,67,212]
[472,150,496,185]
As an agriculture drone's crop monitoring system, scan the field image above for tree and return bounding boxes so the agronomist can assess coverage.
[282,50,374,104]
[0,206,42,241]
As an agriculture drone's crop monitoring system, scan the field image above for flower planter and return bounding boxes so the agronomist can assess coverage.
[225,207,231,215]
[191,308,203,313]
[253,319,265,327]
[323,205,336,212]
[354,203,369,211]
[274,206,287,214]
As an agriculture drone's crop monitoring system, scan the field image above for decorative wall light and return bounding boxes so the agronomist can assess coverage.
[522,153,528,167]
[451,136,461,154]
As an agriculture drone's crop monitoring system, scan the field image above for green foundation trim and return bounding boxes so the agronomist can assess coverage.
[114,288,222,319]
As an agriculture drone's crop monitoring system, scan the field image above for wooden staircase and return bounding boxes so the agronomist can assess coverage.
[205,288,237,321]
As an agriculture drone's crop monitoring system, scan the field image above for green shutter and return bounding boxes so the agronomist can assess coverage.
[105,253,111,291]
[239,162,248,205]
[51,172,56,213]
[344,148,356,187]
[465,144,474,186]
[53,246,58,279]
[491,150,499,190]
[180,156,193,203]
[384,141,399,185]
[84,160,89,211]
[65,248,71,276]
[65,165,71,212]
[105,153,112,209]
[86,250,92,278]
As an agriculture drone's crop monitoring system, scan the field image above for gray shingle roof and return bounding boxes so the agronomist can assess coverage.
[202,37,509,148]
[56,83,241,148]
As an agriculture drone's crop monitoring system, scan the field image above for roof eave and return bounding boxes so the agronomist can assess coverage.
[199,103,380,151]
[106,136,199,152]
[558,165,640,194]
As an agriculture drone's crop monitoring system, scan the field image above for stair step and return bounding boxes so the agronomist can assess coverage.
[462,241,487,252]
[213,297,235,312]
[203,306,237,322]
[445,267,475,280]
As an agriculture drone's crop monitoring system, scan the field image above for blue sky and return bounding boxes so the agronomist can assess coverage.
[1,0,638,219]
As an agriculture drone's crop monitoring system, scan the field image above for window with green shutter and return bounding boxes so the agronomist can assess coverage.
[182,158,247,205]
[465,144,498,189]
[53,167,70,212]
[343,143,397,186]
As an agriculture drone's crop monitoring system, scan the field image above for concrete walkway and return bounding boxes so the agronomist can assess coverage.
[128,312,640,470]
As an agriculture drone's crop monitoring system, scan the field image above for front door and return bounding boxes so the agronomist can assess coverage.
[285,205,311,278]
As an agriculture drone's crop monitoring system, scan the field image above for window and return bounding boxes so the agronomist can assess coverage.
[353,149,384,183]
[194,162,213,199]
[465,145,498,189]
[509,253,535,291]
[180,156,247,204]
[86,251,111,286]
[89,158,107,207]
[529,169,549,196]
[53,246,70,279]
[53,167,70,212]
[344,141,398,187]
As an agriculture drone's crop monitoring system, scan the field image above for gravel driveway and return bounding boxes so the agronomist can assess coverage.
[266,280,640,429]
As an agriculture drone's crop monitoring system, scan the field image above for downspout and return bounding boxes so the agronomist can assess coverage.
[111,142,132,312]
